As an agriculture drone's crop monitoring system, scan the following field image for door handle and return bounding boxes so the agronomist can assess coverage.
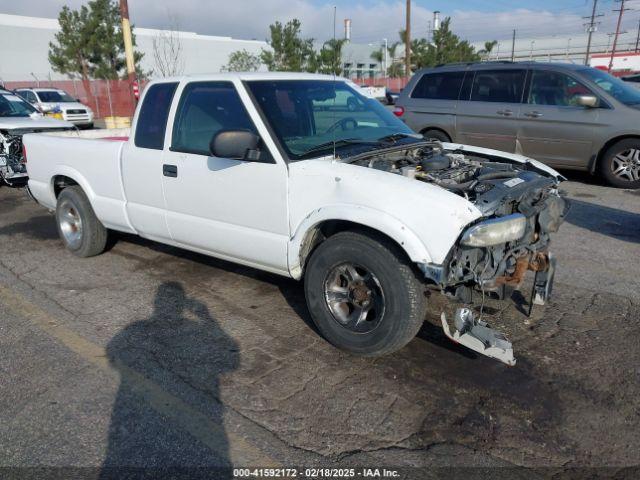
[524,111,543,118]
[163,164,178,178]
[496,109,513,117]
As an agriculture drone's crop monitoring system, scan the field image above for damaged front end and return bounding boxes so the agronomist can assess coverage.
[0,131,28,187]
[427,148,568,365]
[349,141,568,365]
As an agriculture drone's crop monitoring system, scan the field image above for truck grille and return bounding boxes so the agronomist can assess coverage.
[66,109,86,114]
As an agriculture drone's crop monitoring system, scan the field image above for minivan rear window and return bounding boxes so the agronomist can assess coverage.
[411,72,465,100]
[470,69,526,103]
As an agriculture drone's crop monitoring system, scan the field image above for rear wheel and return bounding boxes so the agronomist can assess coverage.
[599,139,640,188]
[304,230,427,356]
[56,186,108,257]
[422,129,451,143]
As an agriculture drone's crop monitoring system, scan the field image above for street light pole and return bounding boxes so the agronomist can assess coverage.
[119,0,138,110]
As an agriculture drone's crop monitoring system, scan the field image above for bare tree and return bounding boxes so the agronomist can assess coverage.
[152,14,185,77]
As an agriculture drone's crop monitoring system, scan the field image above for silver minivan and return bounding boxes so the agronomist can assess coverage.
[395,62,640,188]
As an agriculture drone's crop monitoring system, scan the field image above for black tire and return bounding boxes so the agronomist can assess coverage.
[599,139,640,189]
[422,129,451,143]
[55,186,108,257]
[304,230,427,356]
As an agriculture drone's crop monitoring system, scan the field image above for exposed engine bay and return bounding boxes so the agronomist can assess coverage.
[0,131,27,187]
[349,142,568,365]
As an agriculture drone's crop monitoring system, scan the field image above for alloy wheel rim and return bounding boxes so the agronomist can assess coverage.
[612,148,640,182]
[323,262,385,333]
[58,199,83,249]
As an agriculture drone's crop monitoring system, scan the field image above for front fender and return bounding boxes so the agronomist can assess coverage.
[288,205,433,280]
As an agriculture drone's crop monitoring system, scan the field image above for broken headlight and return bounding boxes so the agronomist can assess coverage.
[460,213,526,247]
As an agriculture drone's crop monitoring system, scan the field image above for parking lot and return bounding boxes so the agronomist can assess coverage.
[0,174,639,477]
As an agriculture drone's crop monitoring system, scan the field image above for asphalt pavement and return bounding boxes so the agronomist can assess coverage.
[0,173,639,479]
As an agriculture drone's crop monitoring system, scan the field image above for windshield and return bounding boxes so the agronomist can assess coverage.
[246,80,417,160]
[0,93,38,117]
[37,90,76,103]
[579,68,640,105]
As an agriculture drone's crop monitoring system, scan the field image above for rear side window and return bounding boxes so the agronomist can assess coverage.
[171,81,257,156]
[411,72,465,100]
[470,69,526,103]
[134,82,178,150]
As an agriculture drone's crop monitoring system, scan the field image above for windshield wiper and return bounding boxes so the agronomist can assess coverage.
[299,138,384,158]
[376,132,422,144]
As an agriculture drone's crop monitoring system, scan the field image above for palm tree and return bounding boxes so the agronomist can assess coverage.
[479,40,498,60]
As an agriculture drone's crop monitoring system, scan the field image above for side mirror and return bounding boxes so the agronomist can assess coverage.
[209,129,261,160]
[576,94,599,108]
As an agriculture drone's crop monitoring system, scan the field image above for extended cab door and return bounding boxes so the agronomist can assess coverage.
[516,69,599,168]
[122,81,178,240]
[161,80,290,275]
[455,68,526,152]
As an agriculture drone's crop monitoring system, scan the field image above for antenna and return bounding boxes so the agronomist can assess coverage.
[332,5,337,160]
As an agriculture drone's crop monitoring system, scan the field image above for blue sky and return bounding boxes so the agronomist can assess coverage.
[2,0,640,43]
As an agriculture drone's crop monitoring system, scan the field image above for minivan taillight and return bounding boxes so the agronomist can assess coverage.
[393,106,405,117]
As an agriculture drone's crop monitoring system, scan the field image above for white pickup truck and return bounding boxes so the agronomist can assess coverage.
[25,73,567,364]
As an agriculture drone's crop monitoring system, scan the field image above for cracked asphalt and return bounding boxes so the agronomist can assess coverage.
[0,172,639,479]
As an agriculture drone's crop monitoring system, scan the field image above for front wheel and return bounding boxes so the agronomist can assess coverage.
[599,139,640,188]
[304,230,427,356]
[55,186,108,257]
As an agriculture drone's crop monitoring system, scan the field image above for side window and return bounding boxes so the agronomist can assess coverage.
[171,81,257,156]
[134,82,178,150]
[411,72,465,100]
[470,69,526,103]
[528,70,594,107]
[30,92,39,103]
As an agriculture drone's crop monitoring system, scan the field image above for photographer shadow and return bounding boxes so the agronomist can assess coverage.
[100,281,239,478]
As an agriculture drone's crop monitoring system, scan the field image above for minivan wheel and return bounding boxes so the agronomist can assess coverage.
[55,186,108,257]
[599,139,640,188]
[304,230,427,356]
[421,129,451,143]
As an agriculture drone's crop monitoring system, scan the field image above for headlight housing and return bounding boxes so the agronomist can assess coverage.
[460,213,527,247]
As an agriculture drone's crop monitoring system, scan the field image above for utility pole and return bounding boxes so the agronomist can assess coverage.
[584,0,603,65]
[405,0,411,78]
[382,38,388,87]
[635,18,640,52]
[119,0,138,109]
[608,0,627,73]
[511,29,516,61]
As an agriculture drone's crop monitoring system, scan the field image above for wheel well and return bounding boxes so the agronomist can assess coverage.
[299,220,413,274]
[52,175,79,198]
[594,135,640,173]
[419,127,451,142]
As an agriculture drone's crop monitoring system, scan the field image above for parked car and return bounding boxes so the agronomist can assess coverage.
[395,61,640,188]
[621,73,640,89]
[15,88,94,129]
[0,88,73,186]
[24,73,567,365]
[385,89,401,105]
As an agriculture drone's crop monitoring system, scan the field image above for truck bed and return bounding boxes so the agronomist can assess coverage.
[24,131,134,233]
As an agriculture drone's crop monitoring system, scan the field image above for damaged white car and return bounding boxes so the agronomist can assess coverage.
[0,88,73,187]
[24,74,567,365]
